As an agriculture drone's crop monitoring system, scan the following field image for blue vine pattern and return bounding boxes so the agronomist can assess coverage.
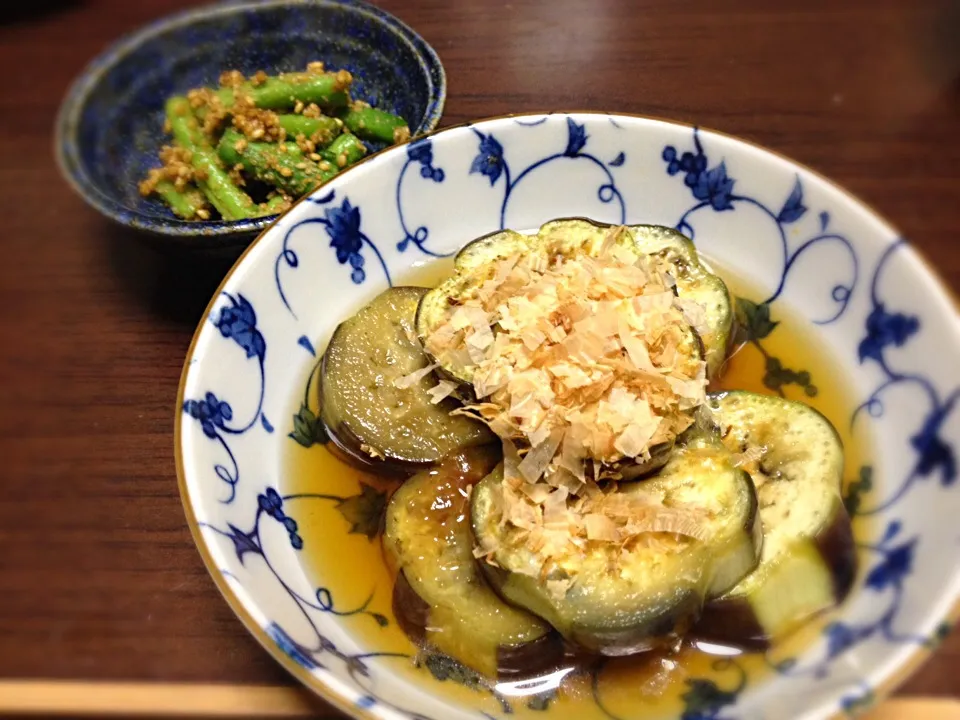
[592,657,745,720]
[200,486,438,720]
[588,520,938,718]
[182,293,269,504]
[274,190,392,319]
[671,235,958,716]
[469,116,626,229]
[767,521,926,684]
[395,138,455,258]
[665,129,859,325]
[184,116,958,719]
[851,240,958,513]
[618,521,934,719]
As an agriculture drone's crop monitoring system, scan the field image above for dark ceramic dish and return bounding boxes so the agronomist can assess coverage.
[55,0,445,252]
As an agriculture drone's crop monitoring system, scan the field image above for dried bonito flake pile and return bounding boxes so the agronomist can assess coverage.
[422,225,711,566]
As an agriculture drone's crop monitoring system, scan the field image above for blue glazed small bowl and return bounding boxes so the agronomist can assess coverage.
[55,0,445,252]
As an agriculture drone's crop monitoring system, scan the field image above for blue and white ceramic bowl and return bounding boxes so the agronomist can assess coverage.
[176,113,960,719]
[55,0,445,251]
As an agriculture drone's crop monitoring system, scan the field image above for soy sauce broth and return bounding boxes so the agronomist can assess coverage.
[284,257,873,718]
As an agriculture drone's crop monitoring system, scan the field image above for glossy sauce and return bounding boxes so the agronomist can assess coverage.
[284,258,874,718]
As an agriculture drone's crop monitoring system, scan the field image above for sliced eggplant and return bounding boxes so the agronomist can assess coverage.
[624,223,733,378]
[416,217,716,478]
[416,217,732,383]
[472,429,761,656]
[695,391,857,648]
[383,450,565,679]
[416,222,642,385]
[537,218,733,376]
[320,287,493,475]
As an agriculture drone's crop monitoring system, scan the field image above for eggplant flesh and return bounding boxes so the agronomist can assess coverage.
[538,219,733,378]
[415,217,732,383]
[695,391,856,648]
[320,287,493,474]
[471,429,760,656]
[383,451,563,678]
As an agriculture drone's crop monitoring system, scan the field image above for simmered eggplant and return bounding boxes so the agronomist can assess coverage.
[383,450,565,678]
[472,429,761,656]
[320,287,493,474]
[695,391,857,648]
[623,222,733,378]
[416,217,732,381]
[535,219,732,378]
[416,218,712,482]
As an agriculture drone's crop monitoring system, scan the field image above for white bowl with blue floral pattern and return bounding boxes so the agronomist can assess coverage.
[176,113,960,720]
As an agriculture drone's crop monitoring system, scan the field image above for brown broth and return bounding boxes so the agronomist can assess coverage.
[283,258,874,718]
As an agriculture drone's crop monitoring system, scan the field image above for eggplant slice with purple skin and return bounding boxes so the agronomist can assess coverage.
[695,391,857,649]
[414,218,720,480]
[415,217,733,382]
[383,449,566,679]
[319,287,494,475]
[471,427,761,656]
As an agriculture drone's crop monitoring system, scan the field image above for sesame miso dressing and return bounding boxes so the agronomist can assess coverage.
[284,258,872,718]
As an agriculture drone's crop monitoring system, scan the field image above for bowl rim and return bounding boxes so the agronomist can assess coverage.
[53,0,447,241]
[175,109,960,720]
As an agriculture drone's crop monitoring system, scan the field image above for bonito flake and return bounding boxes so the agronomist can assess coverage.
[425,225,711,569]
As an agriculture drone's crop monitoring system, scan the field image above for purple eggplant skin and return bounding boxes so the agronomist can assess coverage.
[693,599,769,651]
[391,570,430,644]
[318,286,494,477]
[816,505,858,603]
[384,450,568,681]
[472,432,762,658]
[694,506,858,650]
[321,406,422,477]
[693,390,856,650]
[392,568,570,680]
[479,558,703,657]
[495,630,570,681]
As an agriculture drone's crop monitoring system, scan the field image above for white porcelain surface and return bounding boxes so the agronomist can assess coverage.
[177,113,960,720]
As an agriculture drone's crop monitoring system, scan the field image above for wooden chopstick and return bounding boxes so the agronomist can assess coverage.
[0,681,955,718]
[0,682,324,717]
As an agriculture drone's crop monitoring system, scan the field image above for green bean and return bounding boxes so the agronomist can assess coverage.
[339,106,409,144]
[204,190,235,220]
[218,72,351,111]
[165,97,256,220]
[217,128,325,197]
[321,132,367,168]
[256,194,290,217]
[277,114,341,144]
[154,180,206,219]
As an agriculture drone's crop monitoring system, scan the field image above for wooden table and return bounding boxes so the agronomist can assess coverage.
[1,0,958,715]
